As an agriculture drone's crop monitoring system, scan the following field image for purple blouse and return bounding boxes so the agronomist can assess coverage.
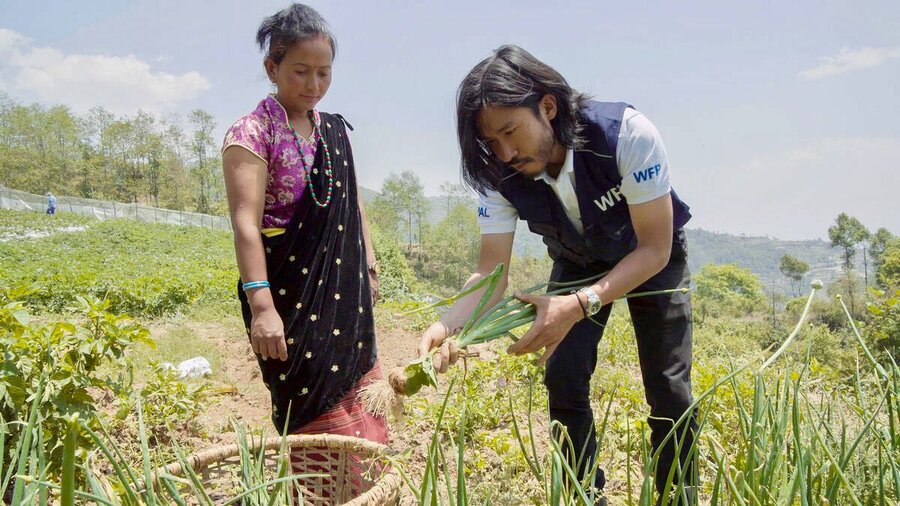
[223,95,321,228]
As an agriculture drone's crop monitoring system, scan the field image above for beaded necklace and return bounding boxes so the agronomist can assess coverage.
[290,110,334,208]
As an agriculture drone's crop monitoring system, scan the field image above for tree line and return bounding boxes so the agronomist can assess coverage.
[0,93,224,214]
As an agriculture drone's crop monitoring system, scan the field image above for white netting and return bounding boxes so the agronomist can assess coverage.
[0,186,232,231]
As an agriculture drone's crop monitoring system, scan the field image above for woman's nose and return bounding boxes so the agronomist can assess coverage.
[308,75,321,93]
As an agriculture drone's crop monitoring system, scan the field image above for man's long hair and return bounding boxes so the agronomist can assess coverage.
[456,45,589,194]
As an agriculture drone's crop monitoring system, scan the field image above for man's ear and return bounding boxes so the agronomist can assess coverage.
[540,94,558,122]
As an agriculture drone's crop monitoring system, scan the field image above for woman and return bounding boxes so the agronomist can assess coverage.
[221,3,387,446]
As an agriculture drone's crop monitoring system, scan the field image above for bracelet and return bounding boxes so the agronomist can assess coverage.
[572,290,589,319]
[242,280,271,291]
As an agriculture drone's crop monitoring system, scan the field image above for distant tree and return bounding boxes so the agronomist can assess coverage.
[438,181,470,217]
[159,122,192,210]
[871,228,896,283]
[188,109,218,213]
[369,222,420,299]
[695,263,766,316]
[368,195,401,236]
[878,239,900,288]
[380,171,428,252]
[83,105,114,149]
[102,118,138,201]
[45,105,81,184]
[82,106,115,197]
[828,213,870,313]
[829,213,870,270]
[420,202,480,291]
[779,254,809,297]
[828,270,869,321]
[143,132,165,207]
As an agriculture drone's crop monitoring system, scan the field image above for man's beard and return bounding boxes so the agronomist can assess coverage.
[534,126,556,172]
[509,125,556,175]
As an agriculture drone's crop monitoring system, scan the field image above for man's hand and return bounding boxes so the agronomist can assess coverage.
[250,307,288,361]
[506,292,584,365]
[417,322,460,373]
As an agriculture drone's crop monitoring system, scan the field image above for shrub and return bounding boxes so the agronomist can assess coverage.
[0,290,152,476]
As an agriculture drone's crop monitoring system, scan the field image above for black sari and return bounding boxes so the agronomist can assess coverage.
[238,113,377,433]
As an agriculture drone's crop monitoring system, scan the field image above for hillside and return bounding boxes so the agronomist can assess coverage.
[684,228,859,288]
[361,187,859,294]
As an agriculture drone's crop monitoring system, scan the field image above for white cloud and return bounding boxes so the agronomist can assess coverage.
[799,46,900,80]
[0,28,28,51]
[0,28,210,114]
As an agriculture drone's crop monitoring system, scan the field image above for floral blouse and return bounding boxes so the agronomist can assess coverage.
[223,95,320,228]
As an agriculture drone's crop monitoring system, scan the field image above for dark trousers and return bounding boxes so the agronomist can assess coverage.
[543,244,697,500]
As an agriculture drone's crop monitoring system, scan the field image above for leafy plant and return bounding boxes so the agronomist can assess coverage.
[120,362,207,441]
[867,288,900,355]
[0,294,151,478]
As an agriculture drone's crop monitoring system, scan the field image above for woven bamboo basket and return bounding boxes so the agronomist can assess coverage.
[154,434,401,505]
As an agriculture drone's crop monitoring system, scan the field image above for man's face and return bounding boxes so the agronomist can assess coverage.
[477,96,558,177]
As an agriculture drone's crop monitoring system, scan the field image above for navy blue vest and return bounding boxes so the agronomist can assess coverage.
[497,101,691,267]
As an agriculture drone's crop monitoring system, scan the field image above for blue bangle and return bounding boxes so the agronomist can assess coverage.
[242,281,271,291]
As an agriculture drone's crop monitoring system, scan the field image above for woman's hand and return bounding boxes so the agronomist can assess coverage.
[250,306,288,361]
[368,269,380,304]
[417,322,459,373]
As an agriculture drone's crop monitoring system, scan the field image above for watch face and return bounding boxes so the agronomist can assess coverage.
[578,287,602,315]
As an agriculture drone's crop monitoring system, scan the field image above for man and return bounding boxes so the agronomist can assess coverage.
[418,45,697,503]
[46,192,57,215]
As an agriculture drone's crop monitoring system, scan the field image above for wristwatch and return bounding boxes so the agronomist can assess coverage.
[577,287,603,316]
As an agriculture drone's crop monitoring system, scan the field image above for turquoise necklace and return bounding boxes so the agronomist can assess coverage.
[290,110,334,208]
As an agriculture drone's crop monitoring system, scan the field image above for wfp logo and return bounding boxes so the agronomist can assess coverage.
[593,186,623,212]
[633,164,661,183]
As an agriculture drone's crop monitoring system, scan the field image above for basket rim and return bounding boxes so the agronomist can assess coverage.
[148,433,402,504]
[157,433,395,477]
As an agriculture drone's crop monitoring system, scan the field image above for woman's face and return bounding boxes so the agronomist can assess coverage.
[266,35,333,116]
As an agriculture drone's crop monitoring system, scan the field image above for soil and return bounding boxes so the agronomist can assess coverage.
[141,306,427,450]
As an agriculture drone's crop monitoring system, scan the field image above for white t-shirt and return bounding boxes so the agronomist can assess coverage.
[476,108,671,235]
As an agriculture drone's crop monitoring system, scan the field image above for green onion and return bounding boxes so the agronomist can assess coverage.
[362,262,691,411]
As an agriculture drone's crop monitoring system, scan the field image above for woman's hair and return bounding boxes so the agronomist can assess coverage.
[256,3,337,63]
[456,44,589,194]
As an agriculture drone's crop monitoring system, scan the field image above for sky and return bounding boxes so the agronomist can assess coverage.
[1,0,898,241]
